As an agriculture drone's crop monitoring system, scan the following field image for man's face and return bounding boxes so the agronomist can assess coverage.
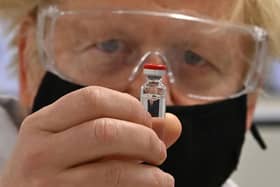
[20,0,259,128]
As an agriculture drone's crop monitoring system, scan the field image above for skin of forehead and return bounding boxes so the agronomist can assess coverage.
[56,0,236,20]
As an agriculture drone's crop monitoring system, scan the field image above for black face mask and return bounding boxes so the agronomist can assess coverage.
[32,72,247,187]
[162,99,246,187]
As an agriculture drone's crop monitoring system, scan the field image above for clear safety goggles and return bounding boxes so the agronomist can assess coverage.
[37,5,268,101]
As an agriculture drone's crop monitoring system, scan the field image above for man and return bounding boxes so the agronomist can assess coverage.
[0,0,280,186]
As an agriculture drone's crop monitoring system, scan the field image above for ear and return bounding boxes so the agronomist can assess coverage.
[246,92,259,130]
[18,17,32,110]
[18,15,45,111]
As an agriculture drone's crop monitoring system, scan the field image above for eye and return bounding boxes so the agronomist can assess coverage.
[184,50,205,65]
[96,39,124,53]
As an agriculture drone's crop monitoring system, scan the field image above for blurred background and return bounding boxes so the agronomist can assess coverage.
[0,19,17,97]
[1,18,279,186]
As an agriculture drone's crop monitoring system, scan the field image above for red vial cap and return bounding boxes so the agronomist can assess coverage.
[144,64,167,70]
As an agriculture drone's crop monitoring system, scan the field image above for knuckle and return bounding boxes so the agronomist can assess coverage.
[165,173,175,187]
[21,145,46,176]
[30,176,55,187]
[20,115,34,132]
[19,146,62,187]
[151,168,165,187]
[104,161,124,187]
[82,86,103,108]
[92,118,118,144]
[150,169,174,187]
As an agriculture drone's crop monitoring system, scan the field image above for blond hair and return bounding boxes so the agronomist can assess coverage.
[1,0,280,57]
[232,0,280,57]
[0,0,39,28]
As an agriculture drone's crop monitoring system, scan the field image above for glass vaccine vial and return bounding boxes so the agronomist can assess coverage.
[140,64,167,118]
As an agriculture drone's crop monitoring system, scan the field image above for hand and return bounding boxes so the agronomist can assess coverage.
[1,86,181,187]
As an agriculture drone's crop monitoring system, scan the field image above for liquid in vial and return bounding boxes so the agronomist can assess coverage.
[141,93,166,117]
[140,64,167,118]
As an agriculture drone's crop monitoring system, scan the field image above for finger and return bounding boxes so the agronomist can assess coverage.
[60,160,174,187]
[152,113,182,148]
[48,118,167,168]
[24,86,152,132]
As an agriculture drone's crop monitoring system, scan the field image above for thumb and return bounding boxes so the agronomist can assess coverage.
[152,113,182,148]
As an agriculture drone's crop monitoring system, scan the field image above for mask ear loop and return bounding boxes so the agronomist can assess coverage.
[247,28,268,151]
[251,123,267,150]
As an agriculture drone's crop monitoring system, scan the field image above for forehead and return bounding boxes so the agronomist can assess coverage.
[56,0,236,19]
